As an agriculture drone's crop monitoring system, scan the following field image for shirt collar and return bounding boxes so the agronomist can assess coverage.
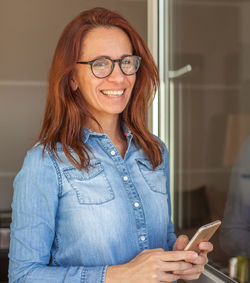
[82,123,132,143]
[121,123,132,137]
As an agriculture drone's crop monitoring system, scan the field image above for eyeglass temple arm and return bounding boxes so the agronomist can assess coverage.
[76,61,90,65]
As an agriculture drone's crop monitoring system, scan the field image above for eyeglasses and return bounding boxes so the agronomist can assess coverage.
[76,55,141,79]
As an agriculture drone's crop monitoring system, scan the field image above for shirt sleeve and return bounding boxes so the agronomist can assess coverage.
[163,143,177,250]
[8,147,107,283]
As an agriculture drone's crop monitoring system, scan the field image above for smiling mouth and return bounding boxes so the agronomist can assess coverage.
[100,89,125,97]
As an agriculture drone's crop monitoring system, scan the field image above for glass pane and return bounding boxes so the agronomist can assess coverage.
[167,0,250,281]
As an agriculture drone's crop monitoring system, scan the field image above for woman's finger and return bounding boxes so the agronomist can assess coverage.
[173,235,189,251]
[186,253,208,265]
[160,250,198,262]
[158,271,180,282]
[160,260,193,272]
[198,241,213,252]
[174,263,205,275]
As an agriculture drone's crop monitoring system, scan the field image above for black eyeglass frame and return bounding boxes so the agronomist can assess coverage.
[76,55,141,78]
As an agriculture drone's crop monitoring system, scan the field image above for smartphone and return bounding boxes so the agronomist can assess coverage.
[184,220,221,253]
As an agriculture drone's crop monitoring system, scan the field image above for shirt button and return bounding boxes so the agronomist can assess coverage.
[140,236,146,241]
[111,150,116,156]
[134,202,140,208]
[123,176,128,181]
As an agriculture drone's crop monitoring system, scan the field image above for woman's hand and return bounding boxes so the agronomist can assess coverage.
[173,235,214,281]
[105,248,198,283]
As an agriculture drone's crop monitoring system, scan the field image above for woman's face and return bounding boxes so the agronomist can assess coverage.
[72,26,136,123]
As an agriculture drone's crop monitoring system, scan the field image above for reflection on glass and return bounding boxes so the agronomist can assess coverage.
[220,136,250,282]
[167,0,250,281]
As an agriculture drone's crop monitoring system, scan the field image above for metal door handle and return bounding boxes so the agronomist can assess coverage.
[168,64,192,79]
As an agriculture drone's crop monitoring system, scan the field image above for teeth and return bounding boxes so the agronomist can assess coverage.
[101,90,124,97]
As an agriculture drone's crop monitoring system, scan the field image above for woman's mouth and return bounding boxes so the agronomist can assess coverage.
[100,89,125,97]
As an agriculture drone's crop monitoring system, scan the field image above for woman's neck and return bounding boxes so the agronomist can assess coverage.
[85,116,124,142]
[85,115,127,158]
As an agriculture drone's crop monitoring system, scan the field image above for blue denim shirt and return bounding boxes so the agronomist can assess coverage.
[9,127,176,283]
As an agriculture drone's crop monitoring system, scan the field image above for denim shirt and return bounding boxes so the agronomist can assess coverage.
[9,127,176,283]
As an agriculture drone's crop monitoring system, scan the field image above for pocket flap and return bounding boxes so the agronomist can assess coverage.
[63,160,102,180]
[136,158,164,171]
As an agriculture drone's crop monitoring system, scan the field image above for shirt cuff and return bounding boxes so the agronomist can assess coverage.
[81,265,108,283]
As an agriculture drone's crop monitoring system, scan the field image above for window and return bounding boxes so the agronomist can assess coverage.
[153,0,250,281]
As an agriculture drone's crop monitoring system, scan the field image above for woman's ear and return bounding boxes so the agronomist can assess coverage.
[70,77,79,91]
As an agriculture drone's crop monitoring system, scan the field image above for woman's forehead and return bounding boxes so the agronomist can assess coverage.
[80,26,133,59]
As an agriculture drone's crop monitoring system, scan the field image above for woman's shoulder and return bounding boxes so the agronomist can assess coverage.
[26,142,66,160]
[25,143,50,160]
[141,134,169,168]
[13,144,60,204]
[22,142,77,174]
[18,143,58,176]
[151,134,169,153]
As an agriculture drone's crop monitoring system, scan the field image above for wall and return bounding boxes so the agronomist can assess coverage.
[0,0,147,210]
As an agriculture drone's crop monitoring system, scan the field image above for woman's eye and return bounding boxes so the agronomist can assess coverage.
[122,60,131,65]
[94,60,109,68]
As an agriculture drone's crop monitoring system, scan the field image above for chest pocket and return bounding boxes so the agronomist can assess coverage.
[136,159,167,195]
[63,160,114,205]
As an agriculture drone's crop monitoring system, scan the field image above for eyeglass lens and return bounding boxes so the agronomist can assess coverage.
[92,56,140,78]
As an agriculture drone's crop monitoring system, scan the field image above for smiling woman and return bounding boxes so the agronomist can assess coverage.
[70,26,136,129]
[38,7,161,170]
[8,7,213,283]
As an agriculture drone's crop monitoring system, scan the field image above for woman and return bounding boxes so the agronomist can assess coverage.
[9,7,212,283]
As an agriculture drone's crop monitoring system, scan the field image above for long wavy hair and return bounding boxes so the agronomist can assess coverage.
[38,7,162,170]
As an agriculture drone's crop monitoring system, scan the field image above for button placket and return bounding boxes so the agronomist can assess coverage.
[124,174,147,249]
[98,135,148,250]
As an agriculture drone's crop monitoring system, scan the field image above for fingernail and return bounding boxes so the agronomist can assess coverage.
[199,242,206,249]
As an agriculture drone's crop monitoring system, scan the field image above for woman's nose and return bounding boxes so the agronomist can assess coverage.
[107,62,125,82]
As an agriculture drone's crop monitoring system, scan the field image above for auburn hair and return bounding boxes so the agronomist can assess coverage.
[38,7,163,170]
